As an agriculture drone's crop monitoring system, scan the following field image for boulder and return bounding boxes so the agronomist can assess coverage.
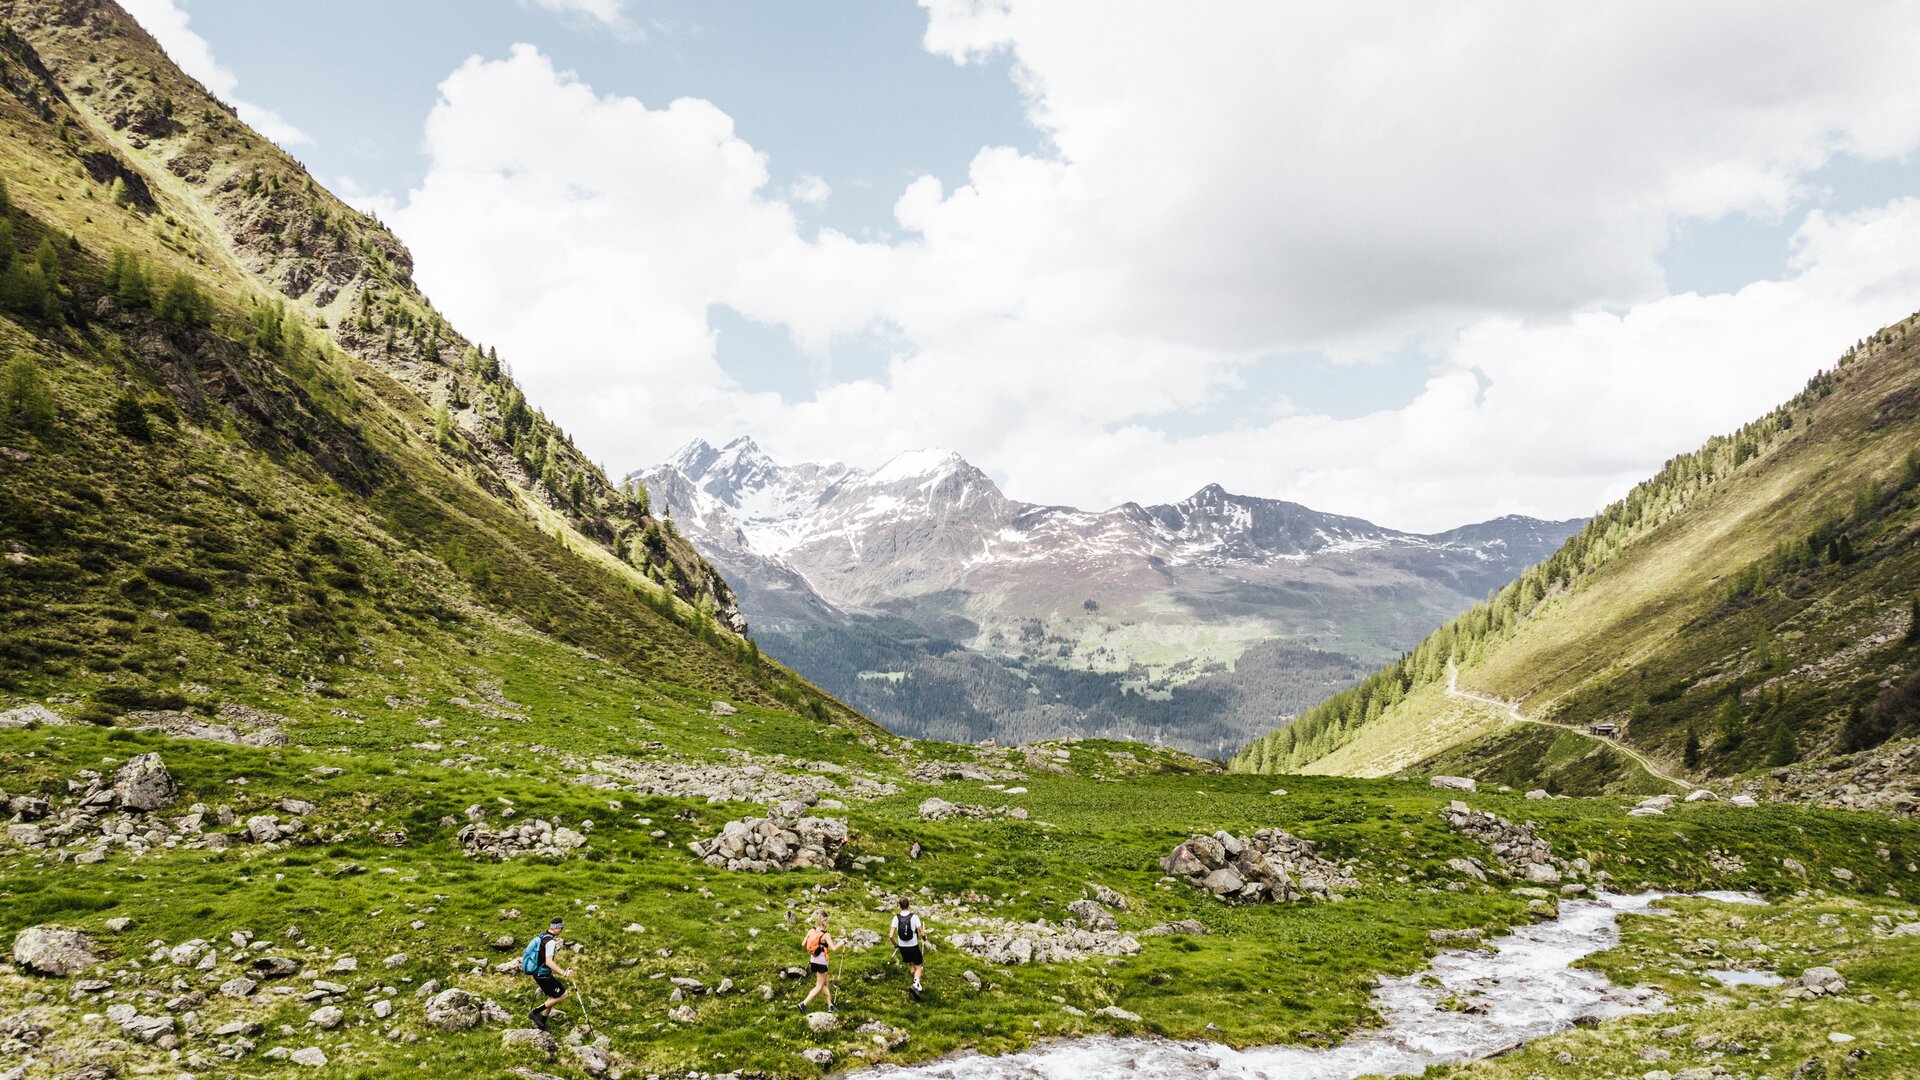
[502,1028,559,1053]
[1430,775,1477,792]
[807,1010,841,1032]
[1096,1005,1142,1023]
[1684,789,1719,802]
[308,1005,344,1029]
[1202,867,1246,895]
[121,1013,173,1042]
[290,1046,328,1067]
[425,987,483,1031]
[1067,899,1117,931]
[112,753,177,812]
[12,926,99,975]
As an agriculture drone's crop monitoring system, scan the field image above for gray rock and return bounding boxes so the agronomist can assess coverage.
[122,1013,174,1042]
[112,753,177,812]
[1430,775,1477,792]
[308,1005,344,1029]
[372,999,393,1018]
[290,1046,328,1067]
[502,1028,559,1053]
[1096,1005,1142,1023]
[571,1045,614,1075]
[12,925,99,976]
[1202,867,1246,895]
[425,987,483,1031]
[1067,899,1117,931]
[801,1047,834,1066]
[219,977,258,997]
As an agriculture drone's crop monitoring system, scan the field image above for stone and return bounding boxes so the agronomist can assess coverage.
[425,987,483,1031]
[502,1028,559,1053]
[249,956,299,978]
[122,1013,174,1042]
[1798,966,1846,993]
[1524,789,1550,799]
[571,1045,614,1075]
[373,999,393,1018]
[12,925,99,975]
[276,798,317,816]
[308,1005,344,1029]
[1684,789,1720,802]
[1202,867,1246,895]
[112,753,177,811]
[1525,862,1563,884]
[290,1046,328,1067]
[807,1010,840,1032]
[220,977,258,997]
[1729,794,1760,807]
[1430,928,1484,943]
[1447,857,1488,882]
[1430,775,1477,792]
[801,1048,834,1066]
[1067,899,1117,931]
[1096,1005,1142,1023]
[384,952,409,968]
[710,700,739,715]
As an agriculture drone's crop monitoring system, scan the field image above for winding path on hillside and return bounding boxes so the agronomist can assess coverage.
[1444,661,1695,791]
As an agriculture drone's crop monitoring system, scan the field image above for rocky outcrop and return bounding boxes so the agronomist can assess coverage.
[12,926,100,975]
[944,922,1142,965]
[689,814,848,872]
[1441,801,1584,883]
[458,818,588,860]
[111,752,177,811]
[1161,829,1358,904]
[918,797,1029,822]
[123,708,289,747]
[573,754,898,805]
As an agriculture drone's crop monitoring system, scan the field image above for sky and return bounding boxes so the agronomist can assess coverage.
[124,0,1920,532]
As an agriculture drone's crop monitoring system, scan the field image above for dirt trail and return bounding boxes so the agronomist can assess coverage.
[1444,661,1694,791]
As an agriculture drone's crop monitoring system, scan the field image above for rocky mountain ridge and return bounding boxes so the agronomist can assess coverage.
[636,437,1583,752]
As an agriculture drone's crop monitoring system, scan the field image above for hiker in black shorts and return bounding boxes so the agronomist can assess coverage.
[799,912,835,1013]
[888,897,926,999]
[526,917,574,1030]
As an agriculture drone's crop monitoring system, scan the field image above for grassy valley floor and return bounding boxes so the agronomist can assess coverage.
[4,644,1920,1078]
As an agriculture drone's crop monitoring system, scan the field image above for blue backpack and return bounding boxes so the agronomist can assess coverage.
[521,933,551,976]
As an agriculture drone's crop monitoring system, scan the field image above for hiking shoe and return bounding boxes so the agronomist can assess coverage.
[529,1007,550,1032]
[796,1002,808,1013]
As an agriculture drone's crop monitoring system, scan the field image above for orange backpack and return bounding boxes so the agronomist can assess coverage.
[804,928,827,960]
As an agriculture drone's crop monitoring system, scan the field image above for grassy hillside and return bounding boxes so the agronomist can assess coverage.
[1233,312,1920,795]
[0,0,875,725]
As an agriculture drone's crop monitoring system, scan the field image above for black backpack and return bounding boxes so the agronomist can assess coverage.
[895,913,916,945]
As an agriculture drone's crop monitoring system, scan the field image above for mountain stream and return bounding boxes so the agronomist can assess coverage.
[858,890,1764,1080]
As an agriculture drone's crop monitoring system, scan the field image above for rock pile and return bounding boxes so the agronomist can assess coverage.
[908,759,1025,784]
[457,819,588,860]
[917,797,1029,821]
[1160,829,1358,903]
[944,922,1142,965]
[1441,801,1583,884]
[124,706,289,747]
[574,754,899,805]
[1782,965,1849,1000]
[1,754,270,862]
[688,814,848,872]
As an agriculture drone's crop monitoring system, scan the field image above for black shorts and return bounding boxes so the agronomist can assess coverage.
[810,960,830,974]
[897,944,924,966]
[534,973,567,998]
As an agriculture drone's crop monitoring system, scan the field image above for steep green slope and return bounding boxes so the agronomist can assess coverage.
[1234,313,1920,795]
[0,0,872,725]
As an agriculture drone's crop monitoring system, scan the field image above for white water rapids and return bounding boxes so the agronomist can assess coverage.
[858,891,1764,1080]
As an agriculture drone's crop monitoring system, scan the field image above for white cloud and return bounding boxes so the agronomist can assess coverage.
[380,7,1920,532]
[522,0,643,39]
[789,174,832,208]
[120,0,311,147]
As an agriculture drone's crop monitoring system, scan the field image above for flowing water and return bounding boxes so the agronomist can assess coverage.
[858,890,1765,1080]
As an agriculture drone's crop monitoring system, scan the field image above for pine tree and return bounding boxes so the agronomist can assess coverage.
[432,402,454,449]
[155,274,211,326]
[1767,720,1797,767]
[1682,725,1701,769]
[0,353,56,434]
[1713,696,1744,751]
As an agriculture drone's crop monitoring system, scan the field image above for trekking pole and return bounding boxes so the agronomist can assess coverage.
[575,969,593,1028]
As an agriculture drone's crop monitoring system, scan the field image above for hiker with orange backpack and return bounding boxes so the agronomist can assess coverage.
[798,911,836,1014]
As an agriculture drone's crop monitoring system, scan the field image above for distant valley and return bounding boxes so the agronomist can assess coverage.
[636,439,1582,754]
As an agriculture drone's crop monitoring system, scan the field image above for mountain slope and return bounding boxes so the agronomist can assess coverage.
[0,0,863,726]
[1232,313,1920,801]
[637,437,1581,754]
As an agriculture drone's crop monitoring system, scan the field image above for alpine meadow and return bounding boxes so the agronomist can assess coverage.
[3,4,1920,1080]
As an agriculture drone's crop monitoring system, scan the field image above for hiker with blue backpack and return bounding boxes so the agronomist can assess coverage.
[522,918,575,1031]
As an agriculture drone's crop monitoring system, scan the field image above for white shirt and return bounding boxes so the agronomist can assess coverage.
[893,913,923,947]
